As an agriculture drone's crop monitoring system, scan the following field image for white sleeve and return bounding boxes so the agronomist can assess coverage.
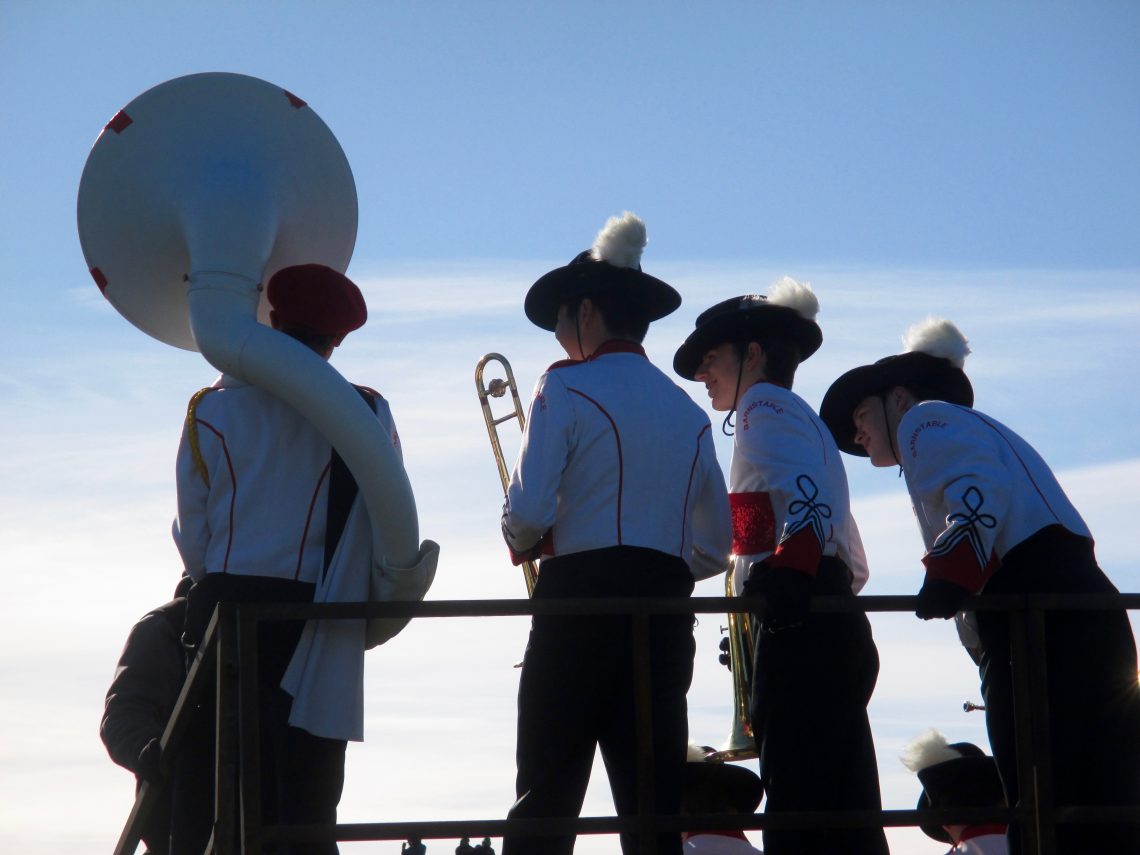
[173,417,211,581]
[372,395,404,464]
[735,401,833,573]
[904,406,1009,589]
[501,372,573,553]
[687,427,732,581]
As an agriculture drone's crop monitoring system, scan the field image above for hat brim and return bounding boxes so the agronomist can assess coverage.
[672,306,822,380]
[524,262,680,331]
[683,760,764,814]
[916,791,953,843]
[819,353,974,456]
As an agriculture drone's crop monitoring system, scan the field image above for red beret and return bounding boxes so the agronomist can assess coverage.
[266,264,367,345]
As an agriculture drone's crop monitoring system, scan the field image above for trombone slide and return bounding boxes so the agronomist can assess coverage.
[475,352,538,596]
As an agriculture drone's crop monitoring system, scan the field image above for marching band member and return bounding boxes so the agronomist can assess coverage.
[820,317,1140,854]
[673,283,889,855]
[682,747,765,854]
[171,264,401,855]
[500,212,732,855]
[902,730,1008,855]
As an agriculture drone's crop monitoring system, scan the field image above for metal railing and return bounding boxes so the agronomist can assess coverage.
[114,591,1140,855]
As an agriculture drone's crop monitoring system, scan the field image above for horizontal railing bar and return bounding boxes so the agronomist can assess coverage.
[258,804,1094,844]
[117,589,1138,853]
[219,591,1140,622]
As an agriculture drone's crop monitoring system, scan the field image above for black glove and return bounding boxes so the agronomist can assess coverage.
[915,577,971,620]
[134,736,163,784]
[745,562,813,632]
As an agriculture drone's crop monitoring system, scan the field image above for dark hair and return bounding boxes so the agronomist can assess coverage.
[571,291,651,342]
[894,380,944,403]
[280,325,337,355]
[737,334,801,389]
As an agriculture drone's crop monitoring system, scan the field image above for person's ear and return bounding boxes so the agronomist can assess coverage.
[744,341,763,369]
[891,386,911,415]
[578,298,594,326]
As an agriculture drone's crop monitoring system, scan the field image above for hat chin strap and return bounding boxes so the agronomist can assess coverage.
[721,353,746,437]
[878,393,903,473]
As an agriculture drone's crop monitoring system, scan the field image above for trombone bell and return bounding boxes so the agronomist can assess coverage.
[706,561,758,762]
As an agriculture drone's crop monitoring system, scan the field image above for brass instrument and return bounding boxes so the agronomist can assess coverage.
[708,561,758,761]
[475,353,538,596]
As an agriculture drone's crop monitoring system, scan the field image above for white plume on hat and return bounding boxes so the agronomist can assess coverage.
[591,211,647,269]
[687,743,716,762]
[767,276,820,321]
[903,317,971,369]
[900,728,962,773]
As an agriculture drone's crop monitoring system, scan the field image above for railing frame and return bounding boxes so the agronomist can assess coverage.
[113,591,1140,855]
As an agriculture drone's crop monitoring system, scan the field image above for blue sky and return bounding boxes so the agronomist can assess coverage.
[1,3,1138,854]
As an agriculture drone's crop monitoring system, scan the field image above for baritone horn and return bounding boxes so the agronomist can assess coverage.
[707,560,758,762]
[475,353,538,596]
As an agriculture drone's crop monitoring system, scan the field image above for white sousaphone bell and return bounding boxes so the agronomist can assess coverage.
[77,72,436,647]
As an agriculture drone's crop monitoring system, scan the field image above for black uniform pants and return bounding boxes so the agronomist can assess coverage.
[748,557,889,855]
[975,526,1140,855]
[503,548,696,855]
[170,574,346,855]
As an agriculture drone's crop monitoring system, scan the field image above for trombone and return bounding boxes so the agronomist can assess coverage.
[475,352,538,596]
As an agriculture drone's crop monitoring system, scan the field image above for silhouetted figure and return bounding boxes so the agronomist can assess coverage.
[100,576,192,855]
[456,838,475,855]
[402,838,426,855]
[681,746,764,853]
[473,839,495,855]
[902,730,1008,855]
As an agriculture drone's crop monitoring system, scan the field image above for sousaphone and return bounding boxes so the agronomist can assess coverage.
[77,72,433,643]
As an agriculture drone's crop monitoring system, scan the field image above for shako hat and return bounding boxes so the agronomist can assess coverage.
[682,745,764,815]
[267,263,367,345]
[672,277,823,380]
[820,317,974,456]
[902,730,1005,843]
[523,211,680,331]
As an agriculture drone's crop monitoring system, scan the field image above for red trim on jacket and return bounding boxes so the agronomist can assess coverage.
[922,537,999,594]
[295,462,332,581]
[680,424,712,554]
[569,388,624,544]
[958,824,1007,843]
[197,420,237,573]
[773,525,822,578]
[546,339,647,371]
[730,491,775,555]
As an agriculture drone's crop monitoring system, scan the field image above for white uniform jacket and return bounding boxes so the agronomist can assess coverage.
[897,401,1091,594]
[173,373,400,583]
[947,828,1009,854]
[502,342,732,580]
[728,381,869,594]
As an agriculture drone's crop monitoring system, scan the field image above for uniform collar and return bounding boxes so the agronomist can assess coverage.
[547,339,647,371]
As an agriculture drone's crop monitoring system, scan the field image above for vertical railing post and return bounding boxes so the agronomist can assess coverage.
[214,603,240,855]
[1024,597,1057,855]
[1009,598,1058,855]
[238,605,263,854]
[631,611,657,855]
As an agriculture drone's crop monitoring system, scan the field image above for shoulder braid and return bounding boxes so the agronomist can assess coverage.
[185,387,218,487]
